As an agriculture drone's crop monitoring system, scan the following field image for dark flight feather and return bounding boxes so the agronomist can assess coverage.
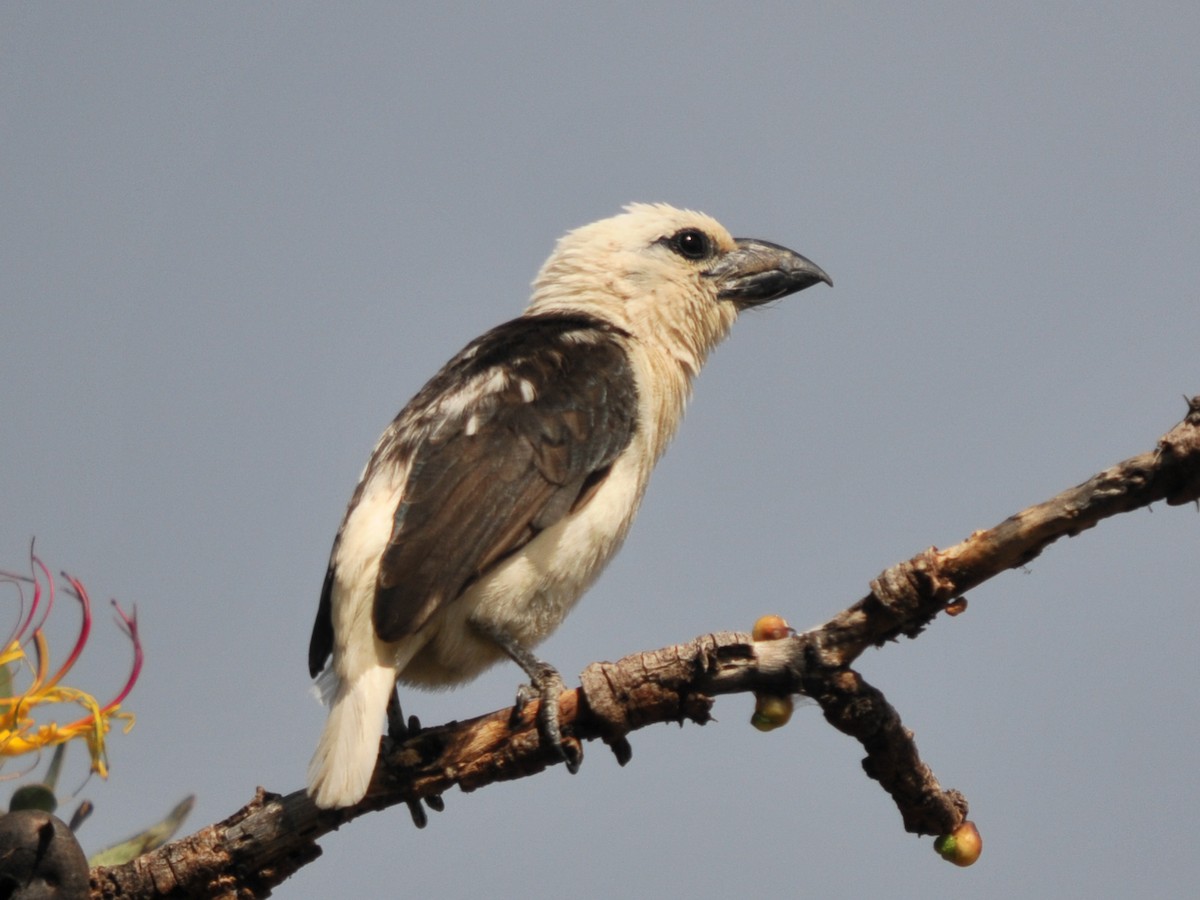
[307,315,637,675]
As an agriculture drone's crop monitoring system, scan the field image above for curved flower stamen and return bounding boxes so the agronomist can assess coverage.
[1,557,141,778]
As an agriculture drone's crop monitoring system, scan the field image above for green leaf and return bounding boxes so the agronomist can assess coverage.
[44,743,67,792]
[68,798,94,832]
[87,795,195,867]
[9,783,57,813]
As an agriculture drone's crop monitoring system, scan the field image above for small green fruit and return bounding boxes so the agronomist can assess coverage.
[751,694,794,731]
[934,820,982,866]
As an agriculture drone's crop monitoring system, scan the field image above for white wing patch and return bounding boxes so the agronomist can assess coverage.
[430,368,511,422]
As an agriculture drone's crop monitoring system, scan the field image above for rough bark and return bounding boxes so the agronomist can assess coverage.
[88,397,1200,899]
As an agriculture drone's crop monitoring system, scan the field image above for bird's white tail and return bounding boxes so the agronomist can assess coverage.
[306,664,397,809]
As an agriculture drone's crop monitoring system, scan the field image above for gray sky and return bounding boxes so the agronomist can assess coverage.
[2,3,1197,897]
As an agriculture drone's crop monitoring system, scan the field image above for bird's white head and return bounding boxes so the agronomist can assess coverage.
[526,203,830,375]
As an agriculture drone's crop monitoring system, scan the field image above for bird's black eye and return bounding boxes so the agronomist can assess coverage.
[665,228,712,261]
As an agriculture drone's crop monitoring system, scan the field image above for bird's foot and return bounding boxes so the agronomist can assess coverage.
[512,661,581,774]
[386,688,423,741]
[385,687,445,827]
[473,620,581,773]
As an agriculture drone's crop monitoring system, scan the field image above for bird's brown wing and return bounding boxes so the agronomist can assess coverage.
[372,316,637,641]
[305,314,638,676]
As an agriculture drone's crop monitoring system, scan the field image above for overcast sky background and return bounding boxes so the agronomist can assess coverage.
[2,4,1198,898]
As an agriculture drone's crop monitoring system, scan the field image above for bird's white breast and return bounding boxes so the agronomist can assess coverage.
[400,430,650,686]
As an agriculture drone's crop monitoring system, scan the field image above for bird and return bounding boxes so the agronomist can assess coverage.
[306,203,831,809]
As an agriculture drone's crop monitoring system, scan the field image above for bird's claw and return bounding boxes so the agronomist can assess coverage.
[511,682,538,723]
[386,688,445,826]
[474,621,582,773]
[512,665,581,773]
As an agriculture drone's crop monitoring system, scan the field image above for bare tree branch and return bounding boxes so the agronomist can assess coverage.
[89,397,1200,899]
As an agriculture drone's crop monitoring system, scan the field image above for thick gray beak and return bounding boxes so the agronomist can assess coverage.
[706,238,832,308]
